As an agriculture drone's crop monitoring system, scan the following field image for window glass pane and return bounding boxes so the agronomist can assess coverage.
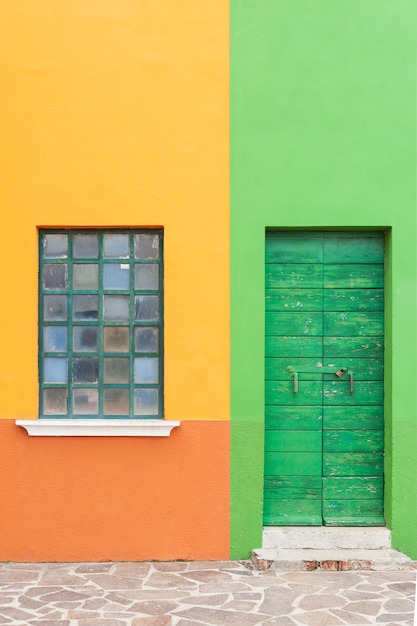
[103,295,130,321]
[44,234,68,258]
[103,326,129,352]
[73,389,98,415]
[104,357,129,383]
[44,357,68,383]
[104,234,129,258]
[73,295,98,320]
[44,295,68,321]
[134,357,158,383]
[43,264,68,290]
[73,264,99,290]
[134,327,158,353]
[134,388,158,416]
[103,264,130,290]
[72,357,98,383]
[134,296,159,321]
[134,265,159,290]
[73,234,99,259]
[73,326,98,352]
[43,388,68,415]
[103,389,129,415]
[44,326,68,352]
[134,234,159,259]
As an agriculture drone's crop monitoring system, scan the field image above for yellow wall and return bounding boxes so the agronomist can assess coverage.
[0,1,229,420]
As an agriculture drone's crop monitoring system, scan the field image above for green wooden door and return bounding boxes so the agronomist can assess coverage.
[264,232,384,526]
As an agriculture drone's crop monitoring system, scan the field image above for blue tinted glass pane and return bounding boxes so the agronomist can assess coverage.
[73,295,99,320]
[44,295,68,321]
[104,357,130,383]
[134,388,158,415]
[43,264,68,290]
[103,389,129,415]
[103,234,129,258]
[44,326,68,352]
[134,296,159,321]
[134,265,158,290]
[134,357,158,383]
[43,388,67,415]
[103,295,130,321]
[73,234,99,259]
[103,264,130,290]
[134,234,159,259]
[44,358,68,383]
[73,326,98,352]
[73,264,99,289]
[72,357,99,383]
[134,327,158,353]
[43,234,68,258]
[73,389,99,415]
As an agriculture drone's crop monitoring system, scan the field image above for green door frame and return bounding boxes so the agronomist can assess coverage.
[231,225,417,560]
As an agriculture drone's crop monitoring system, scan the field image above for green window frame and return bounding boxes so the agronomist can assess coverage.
[39,229,163,419]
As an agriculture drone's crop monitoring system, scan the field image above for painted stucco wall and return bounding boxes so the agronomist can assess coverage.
[230,1,417,558]
[0,1,230,560]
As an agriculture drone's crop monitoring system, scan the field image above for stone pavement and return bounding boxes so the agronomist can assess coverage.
[0,560,415,625]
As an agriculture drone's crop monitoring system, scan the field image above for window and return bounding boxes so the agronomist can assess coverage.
[39,230,163,419]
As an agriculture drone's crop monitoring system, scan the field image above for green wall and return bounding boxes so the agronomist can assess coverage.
[231,1,417,558]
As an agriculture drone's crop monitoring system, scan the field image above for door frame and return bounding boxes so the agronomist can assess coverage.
[230,225,406,557]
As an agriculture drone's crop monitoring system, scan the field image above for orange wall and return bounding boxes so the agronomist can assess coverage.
[0,1,229,421]
[0,420,230,561]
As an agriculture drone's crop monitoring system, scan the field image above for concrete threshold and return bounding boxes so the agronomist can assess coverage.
[252,527,417,572]
[252,547,417,572]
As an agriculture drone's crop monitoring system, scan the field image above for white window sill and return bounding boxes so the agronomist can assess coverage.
[16,419,180,437]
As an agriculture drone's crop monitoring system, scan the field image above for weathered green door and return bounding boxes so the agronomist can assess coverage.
[264,231,384,526]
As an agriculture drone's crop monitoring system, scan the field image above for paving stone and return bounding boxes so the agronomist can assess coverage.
[221,599,259,611]
[343,599,384,615]
[113,563,151,577]
[387,581,416,595]
[28,619,71,626]
[376,613,415,623]
[145,572,197,589]
[332,609,373,624]
[39,588,90,602]
[152,562,188,572]
[294,610,345,625]
[198,582,253,593]
[179,593,230,606]
[258,587,301,616]
[234,591,264,600]
[39,570,86,585]
[131,618,172,625]
[340,589,386,601]
[172,607,263,625]
[75,564,115,574]
[77,618,126,626]
[261,618,298,626]
[383,598,415,612]
[0,606,40,620]
[297,593,345,610]
[104,592,134,605]
[182,570,236,583]
[88,574,145,590]
[127,600,179,615]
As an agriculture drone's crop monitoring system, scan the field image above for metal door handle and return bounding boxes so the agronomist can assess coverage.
[349,371,354,394]
[293,372,298,394]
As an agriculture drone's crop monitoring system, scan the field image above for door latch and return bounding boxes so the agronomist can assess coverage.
[335,367,347,378]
